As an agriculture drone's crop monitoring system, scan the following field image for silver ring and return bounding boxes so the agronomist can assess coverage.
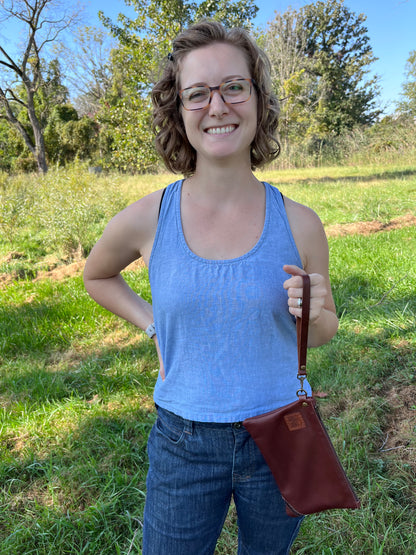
[297,297,303,308]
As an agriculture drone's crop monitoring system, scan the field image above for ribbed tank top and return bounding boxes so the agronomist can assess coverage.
[148,180,311,422]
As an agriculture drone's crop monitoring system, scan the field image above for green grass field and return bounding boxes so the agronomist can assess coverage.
[0,163,415,554]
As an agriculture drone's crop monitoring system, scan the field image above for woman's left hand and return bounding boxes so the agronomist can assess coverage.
[283,264,327,323]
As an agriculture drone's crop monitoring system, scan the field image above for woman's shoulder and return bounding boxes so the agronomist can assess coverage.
[282,195,328,270]
[98,187,166,261]
[283,195,324,233]
[114,187,168,230]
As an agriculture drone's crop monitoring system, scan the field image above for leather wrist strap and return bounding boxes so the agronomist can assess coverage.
[296,274,310,383]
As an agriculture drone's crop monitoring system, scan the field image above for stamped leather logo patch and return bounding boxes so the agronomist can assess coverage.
[284,412,306,431]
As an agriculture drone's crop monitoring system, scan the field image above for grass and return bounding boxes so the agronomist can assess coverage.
[0,162,415,553]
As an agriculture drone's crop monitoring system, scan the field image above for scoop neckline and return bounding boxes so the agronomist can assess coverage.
[176,179,270,264]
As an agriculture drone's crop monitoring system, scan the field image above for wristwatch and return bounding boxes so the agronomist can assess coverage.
[145,322,156,339]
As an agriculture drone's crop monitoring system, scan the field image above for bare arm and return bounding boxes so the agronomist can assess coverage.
[83,189,166,374]
[283,198,339,347]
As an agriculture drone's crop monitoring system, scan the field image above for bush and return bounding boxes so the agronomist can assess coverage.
[0,167,128,258]
[272,115,416,169]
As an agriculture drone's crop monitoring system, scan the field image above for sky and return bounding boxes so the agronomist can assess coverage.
[2,0,415,114]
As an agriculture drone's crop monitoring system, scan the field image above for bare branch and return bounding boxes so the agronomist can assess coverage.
[4,87,28,107]
[0,45,22,75]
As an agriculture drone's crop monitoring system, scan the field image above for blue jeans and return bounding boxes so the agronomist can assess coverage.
[143,406,303,554]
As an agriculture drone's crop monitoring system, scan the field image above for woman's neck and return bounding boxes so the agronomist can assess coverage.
[187,156,260,202]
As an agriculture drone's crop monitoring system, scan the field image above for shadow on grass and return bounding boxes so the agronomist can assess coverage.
[0,272,156,405]
[0,341,158,406]
[0,404,154,553]
[309,272,416,392]
[1,277,156,552]
[1,270,414,405]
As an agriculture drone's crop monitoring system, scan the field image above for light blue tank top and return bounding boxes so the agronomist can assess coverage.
[148,180,311,422]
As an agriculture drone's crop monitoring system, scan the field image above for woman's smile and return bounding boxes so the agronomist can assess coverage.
[205,124,238,135]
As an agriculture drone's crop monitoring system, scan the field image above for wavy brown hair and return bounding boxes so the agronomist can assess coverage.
[152,20,280,176]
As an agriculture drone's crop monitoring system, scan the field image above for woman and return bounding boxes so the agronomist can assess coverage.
[84,20,339,555]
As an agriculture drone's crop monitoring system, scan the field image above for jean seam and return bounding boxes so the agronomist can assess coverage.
[156,417,186,445]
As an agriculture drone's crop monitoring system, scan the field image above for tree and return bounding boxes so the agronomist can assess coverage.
[43,104,99,165]
[0,0,80,173]
[259,8,311,147]
[57,26,115,118]
[0,118,24,172]
[96,0,258,172]
[262,0,381,149]
[397,50,416,117]
[301,0,381,135]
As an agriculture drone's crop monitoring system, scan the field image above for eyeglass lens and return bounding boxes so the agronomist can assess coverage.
[181,79,252,110]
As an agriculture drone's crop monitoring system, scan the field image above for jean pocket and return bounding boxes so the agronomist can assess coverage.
[155,413,186,445]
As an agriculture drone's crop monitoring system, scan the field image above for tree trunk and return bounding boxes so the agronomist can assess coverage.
[33,125,48,173]
[27,88,48,173]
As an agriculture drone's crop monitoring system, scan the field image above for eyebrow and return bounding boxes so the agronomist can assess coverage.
[183,75,248,89]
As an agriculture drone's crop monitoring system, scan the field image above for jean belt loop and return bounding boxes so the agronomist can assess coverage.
[184,417,193,435]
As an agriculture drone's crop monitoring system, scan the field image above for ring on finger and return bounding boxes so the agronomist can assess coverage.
[297,297,303,308]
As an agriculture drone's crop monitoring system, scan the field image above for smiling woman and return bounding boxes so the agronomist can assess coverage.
[152,22,280,176]
[177,42,258,168]
[83,19,339,555]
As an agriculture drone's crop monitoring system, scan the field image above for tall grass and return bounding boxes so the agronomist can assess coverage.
[0,165,128,263]
[0,163,415,553]
[272,117,416,169]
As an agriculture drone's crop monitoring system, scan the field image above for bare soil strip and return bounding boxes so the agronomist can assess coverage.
[1,215,415,288]
[325,212,416,237]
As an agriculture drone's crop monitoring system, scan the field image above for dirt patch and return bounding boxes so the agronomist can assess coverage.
[1,251,25,263]
[1,213,414,288]
[33,260,85,282]
[2,215,414,288]
[0,255,146,289]
[326,212,416,237]
[380,385,416,472]
[31,256,146,281]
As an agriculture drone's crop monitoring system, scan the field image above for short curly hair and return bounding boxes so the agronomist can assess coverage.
[152,20,280,176]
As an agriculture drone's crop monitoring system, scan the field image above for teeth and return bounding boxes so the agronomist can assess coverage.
[207,125,236,135]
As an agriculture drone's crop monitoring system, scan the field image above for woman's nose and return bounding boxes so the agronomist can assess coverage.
[208,90,229,117]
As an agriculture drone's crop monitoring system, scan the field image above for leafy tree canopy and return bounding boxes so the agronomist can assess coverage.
[262,0,381,149]
[397,50,416,117]
[96,0,258,172]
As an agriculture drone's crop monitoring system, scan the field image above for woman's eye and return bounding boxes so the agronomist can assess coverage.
[223,82,244,94]
[188,88,209,101]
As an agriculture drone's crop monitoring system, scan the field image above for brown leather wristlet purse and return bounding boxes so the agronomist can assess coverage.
[243,274,361,516]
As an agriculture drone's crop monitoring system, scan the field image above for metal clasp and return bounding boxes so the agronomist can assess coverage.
[297,372,307,398]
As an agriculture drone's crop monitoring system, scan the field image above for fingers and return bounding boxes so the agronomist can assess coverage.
[283,265,327,321]
[159,365,165,381]
[283,264,307,293]
[153,335,165,381]
[283,264,306,277]
[283,265,303,319]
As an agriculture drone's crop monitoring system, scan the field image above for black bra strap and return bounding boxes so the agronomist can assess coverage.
[158,188,167,220]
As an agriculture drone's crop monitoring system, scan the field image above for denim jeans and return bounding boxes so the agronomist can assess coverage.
[143,406,303,554]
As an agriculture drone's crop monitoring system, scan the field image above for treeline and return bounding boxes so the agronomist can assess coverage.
[0,0,415,174]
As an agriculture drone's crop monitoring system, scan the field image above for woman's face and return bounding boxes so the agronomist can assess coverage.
[178,42,257,167]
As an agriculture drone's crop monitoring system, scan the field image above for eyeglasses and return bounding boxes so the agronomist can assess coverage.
[179,78,255,111]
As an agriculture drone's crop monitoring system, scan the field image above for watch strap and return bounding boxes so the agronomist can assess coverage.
[145,322,156,339]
